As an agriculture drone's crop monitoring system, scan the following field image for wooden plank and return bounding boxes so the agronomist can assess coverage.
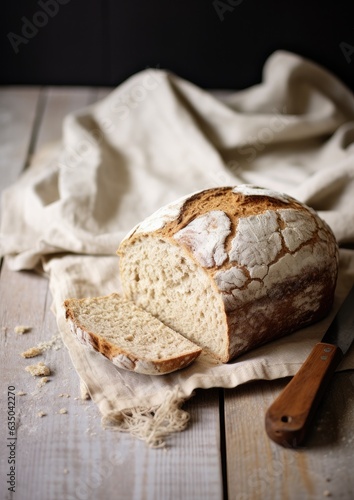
[0,86,97,262]
[0,87,41,194]
[0,86,94,218]
[224,373,354,499]
[95,87,114,101]
[0,260,223,500]
[0,259,132,500]
[0,86,224,500]
[34,87,97,150]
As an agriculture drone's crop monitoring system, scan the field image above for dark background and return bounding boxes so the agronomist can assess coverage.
[1,0,354,91]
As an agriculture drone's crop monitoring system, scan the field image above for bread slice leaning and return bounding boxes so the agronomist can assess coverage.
[64,293,202,375]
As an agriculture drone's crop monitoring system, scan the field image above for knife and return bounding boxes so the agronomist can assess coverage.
[265,283,354,448]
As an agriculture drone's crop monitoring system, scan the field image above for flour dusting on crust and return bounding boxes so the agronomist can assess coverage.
[232,185,291,203]
[174,211,231,268]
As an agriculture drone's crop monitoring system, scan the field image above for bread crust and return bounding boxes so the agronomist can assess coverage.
[118,185,339,362]
[64,294,202,375]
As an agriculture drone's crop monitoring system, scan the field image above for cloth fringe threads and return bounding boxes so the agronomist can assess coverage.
[102,386,190,448]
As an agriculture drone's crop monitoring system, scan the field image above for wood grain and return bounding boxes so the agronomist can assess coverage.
[0,86,224,500]
[265,343,344,447]
[94,88,114,101]
[0,260,223,500]
[34,87,97,151]
[1,85,354,500]
[224,374,354,500]
[0,87,41,196]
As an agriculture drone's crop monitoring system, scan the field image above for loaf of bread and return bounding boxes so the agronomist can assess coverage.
[64,294,202,375]
[118,185,339,362]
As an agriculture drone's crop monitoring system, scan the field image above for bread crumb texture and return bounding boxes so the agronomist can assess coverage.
[37,377,49,387]
[37,334,62,351]
[21,346,43,358]
[25,362,51,377]
[119,185,339,362]
[14,325,31,334]
[64,294,202,375]
[59,408,68,414]
[37,411,47,418]
[20,334,61,359]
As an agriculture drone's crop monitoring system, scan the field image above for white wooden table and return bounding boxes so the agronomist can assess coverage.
[0,87,353,500]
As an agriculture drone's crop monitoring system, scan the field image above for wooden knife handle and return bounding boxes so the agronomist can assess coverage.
[265,342,343,447]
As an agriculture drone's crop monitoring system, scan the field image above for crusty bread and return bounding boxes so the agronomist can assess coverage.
[118,185,339,362]
[64,294,202,375]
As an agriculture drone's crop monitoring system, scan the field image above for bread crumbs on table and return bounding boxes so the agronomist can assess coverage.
[17,391,27,396]
[21,346,43,358]
[59,408,68,414]
[21,335,62,359]
[38,411,47,417]
[25,361,51,377]
[14,325,31,334]
[37,377,49,387]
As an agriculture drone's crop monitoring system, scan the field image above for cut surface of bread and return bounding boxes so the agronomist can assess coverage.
[118,185,339,362]
[64,294,202,375]
[119,236,228,360]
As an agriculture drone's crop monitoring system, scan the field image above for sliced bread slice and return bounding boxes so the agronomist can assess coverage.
[64,293,202,375]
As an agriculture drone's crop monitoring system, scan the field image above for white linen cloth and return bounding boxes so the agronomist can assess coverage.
[1,51,354,446]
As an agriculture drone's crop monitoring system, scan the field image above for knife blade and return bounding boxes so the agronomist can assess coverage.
[265,283,354,448]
